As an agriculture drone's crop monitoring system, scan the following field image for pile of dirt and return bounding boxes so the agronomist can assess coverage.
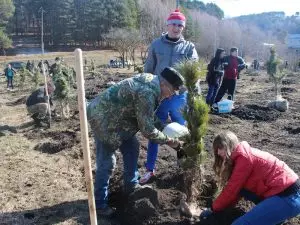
[28,129,79,154]
[0,125,17,136]
[232,104,281,121]
[282,79,296,85]
[285,126,300,135]
[281,87,297,93]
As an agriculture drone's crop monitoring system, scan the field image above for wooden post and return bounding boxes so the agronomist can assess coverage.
[74,48,98,225]
[41,61,51,128]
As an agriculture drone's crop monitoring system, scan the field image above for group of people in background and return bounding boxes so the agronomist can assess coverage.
[205,47,246,107]
[86,8,300,225]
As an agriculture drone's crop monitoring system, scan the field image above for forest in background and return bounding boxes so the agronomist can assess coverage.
[0,0,299,61]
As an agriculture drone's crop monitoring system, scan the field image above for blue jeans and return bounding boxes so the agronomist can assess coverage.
[233,189,300,225]
[94,136,139,209]
[206,84,219,105]
[145,93,187,171]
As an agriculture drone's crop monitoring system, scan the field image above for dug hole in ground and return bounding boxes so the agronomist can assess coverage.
[0,67,299,225]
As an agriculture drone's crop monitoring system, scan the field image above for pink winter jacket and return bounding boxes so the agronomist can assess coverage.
[212,141,299,212]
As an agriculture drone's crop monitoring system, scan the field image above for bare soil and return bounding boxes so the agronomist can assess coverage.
[0,66,299,225]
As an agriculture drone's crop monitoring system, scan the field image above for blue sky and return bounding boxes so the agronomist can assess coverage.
[202,0,299,17]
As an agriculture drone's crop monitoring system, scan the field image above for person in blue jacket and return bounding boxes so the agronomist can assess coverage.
[141,8,198,184]
[4,64,16,91]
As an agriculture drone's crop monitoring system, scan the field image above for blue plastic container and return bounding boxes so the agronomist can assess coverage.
[217,99,234,113]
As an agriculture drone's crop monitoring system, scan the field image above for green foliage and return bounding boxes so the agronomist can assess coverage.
[32,68,42,88]
[181,7,201,42]
[123,0,138,29]
[18,66,33,89]
[52,63,74,100]
[90,59,95,72]
[0,0,14,51]
[0,29,12,48]
[180,0,224,19]
[54,75,70,100]
[236,12,300,42]
[0,0,15,26]
[267,47,279,76]
[266,47,287,98]
[176,60,210,169]
[205,3,224,20]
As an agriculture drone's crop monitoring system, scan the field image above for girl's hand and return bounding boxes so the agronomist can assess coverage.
[200,208,213,219]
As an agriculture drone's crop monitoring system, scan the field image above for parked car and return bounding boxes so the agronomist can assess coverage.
[8,61,26,70]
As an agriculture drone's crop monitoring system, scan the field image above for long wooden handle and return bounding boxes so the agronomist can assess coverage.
[74,48,98,225]
[41,62,51,128]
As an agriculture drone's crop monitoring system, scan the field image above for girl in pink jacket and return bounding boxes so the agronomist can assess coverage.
[201,131,300,225]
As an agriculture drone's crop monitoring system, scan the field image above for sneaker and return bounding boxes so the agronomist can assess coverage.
[125,183,153,195]
[212,103,218,109]
[96,206,116,217]
[139,170,155,184]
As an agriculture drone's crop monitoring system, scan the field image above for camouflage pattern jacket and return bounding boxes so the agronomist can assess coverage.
[87,73,168,150]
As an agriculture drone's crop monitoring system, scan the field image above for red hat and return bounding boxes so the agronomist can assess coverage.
[167,9,186,27]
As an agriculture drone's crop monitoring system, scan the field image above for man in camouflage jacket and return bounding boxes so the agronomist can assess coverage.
[87,67,184,216]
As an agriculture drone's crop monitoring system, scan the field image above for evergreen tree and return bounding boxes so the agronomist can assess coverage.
[267,47,286,99]
[205,3,224,20]
[176,60,210,202]
[0,0,14,53]
[123,0,138,29]
[45,0,76,45]
[181,7,201,42]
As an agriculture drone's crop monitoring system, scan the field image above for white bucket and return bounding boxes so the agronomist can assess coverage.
[217,99,234,113]
[162,122,189,139]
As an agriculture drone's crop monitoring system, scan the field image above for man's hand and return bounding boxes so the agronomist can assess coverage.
[166,138,181,148]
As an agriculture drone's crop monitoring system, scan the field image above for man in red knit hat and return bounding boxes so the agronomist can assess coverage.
[142,9,198,184]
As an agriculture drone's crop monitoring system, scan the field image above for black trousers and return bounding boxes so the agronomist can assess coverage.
[214,78,236,103]
[7,77,13,89]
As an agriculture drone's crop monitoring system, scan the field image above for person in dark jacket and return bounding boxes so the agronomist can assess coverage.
[4,64,16,91]
[206,48,225,106]
[200,131,300,225]
[214,48,245,103]
[26,82,55,126]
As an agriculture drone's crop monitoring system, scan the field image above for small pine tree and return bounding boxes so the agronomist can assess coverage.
[176,60,210,202]
[18,67,33,90]
[84,57,88,70]
[176,60,210,168]
[266,47,286,100]
[90,59,95,76]
[32,68,42,88]
[54,75,70,100]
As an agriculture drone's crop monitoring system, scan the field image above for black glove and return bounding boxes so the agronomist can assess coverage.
[200,208,213,220]
[217,70,224,76]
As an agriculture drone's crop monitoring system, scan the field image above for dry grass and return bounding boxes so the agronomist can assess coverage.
[0,49,143,69]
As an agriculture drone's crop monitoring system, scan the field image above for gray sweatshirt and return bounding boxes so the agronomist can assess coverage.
[144,34,199,75]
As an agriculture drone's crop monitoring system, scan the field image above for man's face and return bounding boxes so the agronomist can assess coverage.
[231,50,238,57]
[160,82,176,100]
[167,24,184,39]
[8,64,11,69]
